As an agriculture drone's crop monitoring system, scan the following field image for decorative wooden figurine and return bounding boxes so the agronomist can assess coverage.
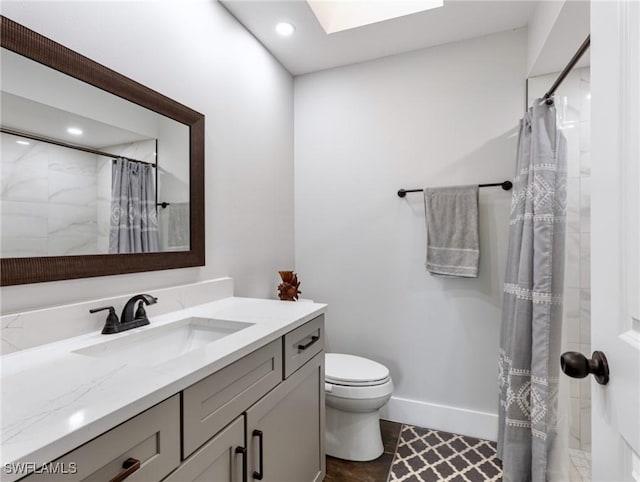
[278,271,301,301]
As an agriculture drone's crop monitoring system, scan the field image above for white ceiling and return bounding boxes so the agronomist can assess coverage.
[220,0,537,76]
[1,92,151,149]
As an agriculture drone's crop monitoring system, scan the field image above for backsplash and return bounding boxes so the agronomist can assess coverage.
[0,277,233,355]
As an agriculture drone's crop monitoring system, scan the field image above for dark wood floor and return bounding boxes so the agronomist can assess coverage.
[324,420,402,482]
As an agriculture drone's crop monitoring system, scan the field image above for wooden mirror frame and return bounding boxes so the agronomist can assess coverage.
[0,16,205,286]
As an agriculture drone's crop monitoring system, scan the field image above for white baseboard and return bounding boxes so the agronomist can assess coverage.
[380,396,498,442]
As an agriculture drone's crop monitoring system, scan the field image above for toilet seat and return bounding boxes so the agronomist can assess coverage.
[325,378,393,400]
[325,353,390,387]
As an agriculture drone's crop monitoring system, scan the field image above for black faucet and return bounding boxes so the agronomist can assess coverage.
[90,294,158,335]
[121,294,158,324]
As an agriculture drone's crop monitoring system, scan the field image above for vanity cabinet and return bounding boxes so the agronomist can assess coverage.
[246,351,325,482]
[163,416,245,482]
[182,339,282,458]
[21,395,181,481]
[17,315,325,482]
[170,350,324,482]
[282,314,323,378]
[176,314,325,482]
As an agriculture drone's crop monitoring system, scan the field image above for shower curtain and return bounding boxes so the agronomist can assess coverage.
[497,100,567,482]
[109,158,159,253]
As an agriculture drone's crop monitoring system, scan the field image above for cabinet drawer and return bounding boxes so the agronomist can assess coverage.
[163,416,245,482]
[182,339,282,458]
[22,395,180,481]
[283,315,324,378]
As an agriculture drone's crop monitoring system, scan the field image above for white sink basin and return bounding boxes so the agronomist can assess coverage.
[73,317,253,367]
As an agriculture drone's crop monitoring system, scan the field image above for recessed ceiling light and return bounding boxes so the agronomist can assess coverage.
[275,22,295,37]
[16,140,30,145]
[67,127,83,135]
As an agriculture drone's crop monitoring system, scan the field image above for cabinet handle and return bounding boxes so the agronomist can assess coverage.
[109,457,140,482]
[252,429,264,480]
[235,446,247,482]
[297,335,319,352]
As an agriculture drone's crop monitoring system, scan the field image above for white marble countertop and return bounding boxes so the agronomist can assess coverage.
[0,297,326,480]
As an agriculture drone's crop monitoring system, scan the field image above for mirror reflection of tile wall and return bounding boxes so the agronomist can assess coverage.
[528,67,591,452]
[0,135,156,257]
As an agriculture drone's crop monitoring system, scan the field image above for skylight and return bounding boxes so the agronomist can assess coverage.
[307,0,444,34]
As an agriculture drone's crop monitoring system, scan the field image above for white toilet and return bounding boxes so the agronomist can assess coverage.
[324,353,393,461]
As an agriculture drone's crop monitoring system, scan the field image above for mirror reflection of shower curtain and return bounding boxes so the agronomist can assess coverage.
[109,158,159,253]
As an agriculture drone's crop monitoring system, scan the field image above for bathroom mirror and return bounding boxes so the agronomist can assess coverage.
[0,16,205,285]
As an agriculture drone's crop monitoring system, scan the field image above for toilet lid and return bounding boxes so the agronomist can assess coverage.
[325,353,390,386]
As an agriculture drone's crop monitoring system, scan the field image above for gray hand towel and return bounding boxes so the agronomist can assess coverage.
[168,202,190,249]
[423,185,479,278]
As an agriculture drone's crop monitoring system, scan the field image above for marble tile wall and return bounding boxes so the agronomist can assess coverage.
[528,68,591,451]
[1,135,157,257]
[1,134,99,257]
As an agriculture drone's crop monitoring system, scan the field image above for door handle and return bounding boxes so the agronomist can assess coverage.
[235,446,247,482]
[560,350,609,385]
[252,429,264,480]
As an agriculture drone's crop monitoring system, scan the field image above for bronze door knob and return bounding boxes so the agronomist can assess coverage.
[560,350,609,385]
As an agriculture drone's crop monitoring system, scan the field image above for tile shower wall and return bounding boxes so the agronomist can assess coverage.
[1,135,156,257]
[528,67,591,451]
[1,134,99,257]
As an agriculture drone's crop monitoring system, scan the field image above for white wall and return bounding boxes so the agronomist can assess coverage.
[0,0,294,314]
[294,28,526,439]
[527,0,564,75]
[527,0,589,77]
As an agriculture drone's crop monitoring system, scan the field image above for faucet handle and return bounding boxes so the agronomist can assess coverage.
[134,302,148,320]
[89,306,120,335]
[89,306,116,315]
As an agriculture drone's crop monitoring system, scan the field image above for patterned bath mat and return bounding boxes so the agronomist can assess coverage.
[387,425,503,482]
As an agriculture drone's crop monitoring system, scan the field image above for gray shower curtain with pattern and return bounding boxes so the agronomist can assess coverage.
[109,158,159,254]
[497,100,567,482]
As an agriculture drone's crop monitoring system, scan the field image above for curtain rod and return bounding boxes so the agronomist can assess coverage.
[543,35,591,105]
[1,127,156,167]
[397,181,513,197]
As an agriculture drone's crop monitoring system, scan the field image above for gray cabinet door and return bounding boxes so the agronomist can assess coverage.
[246,351,325,482]
[164,416,245,482]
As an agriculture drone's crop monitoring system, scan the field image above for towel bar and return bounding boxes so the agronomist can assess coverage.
[397,181,512,197]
